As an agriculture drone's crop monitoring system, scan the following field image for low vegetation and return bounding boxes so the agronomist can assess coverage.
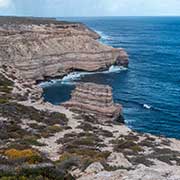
[0,164,75,180]
[0,72,180,179]
[3,149,42,164]
[112,138,143,155]
[0,73,75,179]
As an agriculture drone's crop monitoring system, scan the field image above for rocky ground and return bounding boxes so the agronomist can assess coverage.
[0,66,180,180]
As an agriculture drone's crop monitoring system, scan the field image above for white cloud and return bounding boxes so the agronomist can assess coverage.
[1,0,180,16]
[0,0,11,8]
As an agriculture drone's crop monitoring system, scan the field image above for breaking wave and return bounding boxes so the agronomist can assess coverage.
[39,65,127,88]
[95,30,112,41]
[143,104,152,110]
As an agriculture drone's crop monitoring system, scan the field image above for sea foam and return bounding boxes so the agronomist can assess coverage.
[95,30,112,41]
[62,65,127,81]
[108,65,128,73]
[39,65,127,88]
[143,104,152,109]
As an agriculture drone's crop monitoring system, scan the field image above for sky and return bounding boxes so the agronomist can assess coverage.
[0,0,180,17]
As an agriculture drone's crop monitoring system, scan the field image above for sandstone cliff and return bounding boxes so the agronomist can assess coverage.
[63,83,124,123]
[0,17,179,180]
[0,16,128,81]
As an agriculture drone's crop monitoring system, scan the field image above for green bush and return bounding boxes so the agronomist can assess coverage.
[21,136,45,147]
[0,74,14,87]
[113,139,143,154]
[0,98,9,104]
[0,86,12,94]
[47,125,63,133]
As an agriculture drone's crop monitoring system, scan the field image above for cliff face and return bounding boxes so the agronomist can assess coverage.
[63,83,124,123]
[2,17,180,180]
[0,17,128,81]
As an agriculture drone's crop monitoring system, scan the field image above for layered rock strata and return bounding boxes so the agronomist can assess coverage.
[1,70,180,180]
[63,83,124,122]
[0,65,43,102]
[0,17,180,180]
[0,16,128,81]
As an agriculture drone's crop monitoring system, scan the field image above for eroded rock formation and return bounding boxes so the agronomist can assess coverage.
[0,16,128,81]
[0,16,180,180]
[63,83,124,122]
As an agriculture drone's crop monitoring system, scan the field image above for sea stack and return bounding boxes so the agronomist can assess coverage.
[62,83,124,123]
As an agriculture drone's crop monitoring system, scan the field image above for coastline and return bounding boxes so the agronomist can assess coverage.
[39,65,128,88]
[0,16,180,179]
[1,66,180,179]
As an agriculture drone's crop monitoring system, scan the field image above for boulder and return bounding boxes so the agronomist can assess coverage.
[85,162,104,174]
[78,169,126,180]
[107,152,132,168]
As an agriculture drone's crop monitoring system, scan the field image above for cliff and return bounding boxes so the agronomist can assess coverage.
[0,16,128,81]
[0,16,179,180]
[63,83,124,123]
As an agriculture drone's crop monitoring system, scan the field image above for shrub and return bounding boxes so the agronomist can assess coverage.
[4,149,35,159]
[0,165,75,180]
[21,136,45,147]
[98,129,113,138]
[59,152,75,163]
[47,125,63,134]
[0,74,14,87]
[113,139,143,154]
[4,149,42,164]
[0,86,12,94]
[128,156,154,167]
[77,122,96,132]
[70,149,111,162]
[0,98,9,104]
[131,145,143,153]
[73,137,96,146]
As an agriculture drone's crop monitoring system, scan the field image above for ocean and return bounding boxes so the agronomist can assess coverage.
[41,17,180,139]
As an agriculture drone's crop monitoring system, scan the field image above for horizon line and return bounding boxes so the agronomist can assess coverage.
[1,15,180,18]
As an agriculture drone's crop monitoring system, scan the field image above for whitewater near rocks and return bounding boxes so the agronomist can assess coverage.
[39,65,128,87]
[0,16,128,81]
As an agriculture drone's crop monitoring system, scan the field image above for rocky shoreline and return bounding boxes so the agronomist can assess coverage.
[0,16,180,180]
[0,16,128,81]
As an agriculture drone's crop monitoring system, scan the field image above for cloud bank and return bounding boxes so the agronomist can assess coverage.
[0,0,180,16]
[0,0,11,8]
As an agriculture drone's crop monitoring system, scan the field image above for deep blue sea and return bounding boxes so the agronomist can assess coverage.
[42,17,180,139]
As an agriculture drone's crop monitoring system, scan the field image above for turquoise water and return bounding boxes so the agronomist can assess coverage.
[42,17,180,139]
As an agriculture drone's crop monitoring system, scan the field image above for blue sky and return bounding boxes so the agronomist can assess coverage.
[0,0,180,17]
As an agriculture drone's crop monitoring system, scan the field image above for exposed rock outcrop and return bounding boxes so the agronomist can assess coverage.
[63,83,124,123]
[0,16,128,81]
[0,65,42,102]
[0,16,180,180]
[1,69,180,180]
